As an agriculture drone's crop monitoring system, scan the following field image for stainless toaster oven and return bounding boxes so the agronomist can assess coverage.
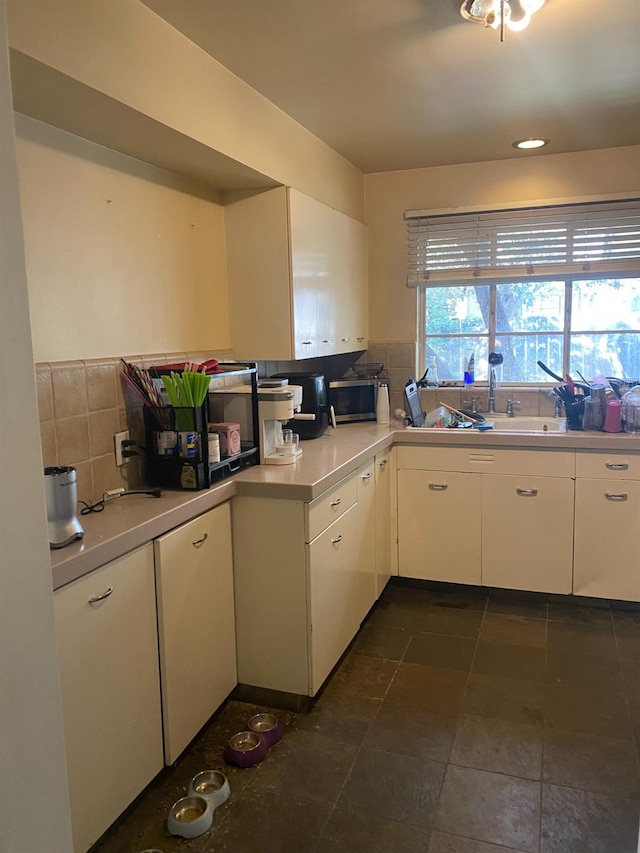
[328,378,378,423]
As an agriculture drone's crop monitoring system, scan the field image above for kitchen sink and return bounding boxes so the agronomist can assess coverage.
[487,416,567,432]
[412,415,567,433]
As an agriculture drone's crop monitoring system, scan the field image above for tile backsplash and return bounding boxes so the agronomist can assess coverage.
[36,350,233,504]
[36,342,561,503]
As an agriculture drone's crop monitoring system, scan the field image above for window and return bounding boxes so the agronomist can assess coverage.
[407,199,640,383]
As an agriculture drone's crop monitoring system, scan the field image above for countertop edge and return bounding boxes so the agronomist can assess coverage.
[51,422,640,590]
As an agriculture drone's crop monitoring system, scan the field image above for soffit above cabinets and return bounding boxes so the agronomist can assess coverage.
[9,50,279,196]
[142,0,640,173]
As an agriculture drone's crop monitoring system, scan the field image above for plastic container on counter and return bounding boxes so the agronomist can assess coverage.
[208,422,241,456]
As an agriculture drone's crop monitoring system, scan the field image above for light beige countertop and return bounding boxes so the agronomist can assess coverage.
[51,419,640,590]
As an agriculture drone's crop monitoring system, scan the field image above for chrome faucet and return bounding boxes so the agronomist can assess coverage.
[487,367,497,414]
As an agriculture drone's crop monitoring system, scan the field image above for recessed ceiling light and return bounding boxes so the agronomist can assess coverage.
[512,137,550,150]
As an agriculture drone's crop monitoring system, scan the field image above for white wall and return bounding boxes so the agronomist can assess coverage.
[365,146,640,342]
[0,2,73,848]
[16,116,229,363]
[8,0,364,221]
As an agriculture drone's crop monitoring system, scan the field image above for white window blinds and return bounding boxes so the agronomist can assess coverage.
[406,198,640,287]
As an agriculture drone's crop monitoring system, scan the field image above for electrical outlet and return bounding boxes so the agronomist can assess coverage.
[114,430,130,466]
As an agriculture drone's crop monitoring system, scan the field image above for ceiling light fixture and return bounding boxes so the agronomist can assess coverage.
[512,137,550,150]
[460,0,546,42]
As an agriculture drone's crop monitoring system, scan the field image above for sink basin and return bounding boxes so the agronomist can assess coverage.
[487,416,567,432]
[412,415,567,433]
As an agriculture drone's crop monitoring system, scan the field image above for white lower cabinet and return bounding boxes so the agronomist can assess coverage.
[574,477,640,601]
[308,503,366,693]
[482,474,574,594]
[395,446,575,595]
[54,544,163,853]
[398,469,481,584]
[154,502,236,764]
[233,464,385,697]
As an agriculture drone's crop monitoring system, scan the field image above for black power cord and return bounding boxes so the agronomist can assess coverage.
[122,439,147,459]
[79,487,161,515]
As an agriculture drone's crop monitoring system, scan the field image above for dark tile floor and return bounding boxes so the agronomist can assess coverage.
[93,582,640,853]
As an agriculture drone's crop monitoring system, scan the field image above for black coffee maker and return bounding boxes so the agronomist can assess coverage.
[271,372,331,439]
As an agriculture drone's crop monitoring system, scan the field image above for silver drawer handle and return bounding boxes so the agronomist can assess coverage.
[428,483,448,491]
[331,535,343,544]
[357,337,365,342]
[605,492,628,501]
[88,587,113,604]
[301,340,312,345]
[379,459,388,469]
[606,463,629,470]
[516,488,538,497]
[341,338,351,342]
[330,498,342,508]
[192,533,208,546]
[361,472,372,480]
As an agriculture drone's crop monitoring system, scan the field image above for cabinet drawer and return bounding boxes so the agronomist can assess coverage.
[396,445,574,477]
[306,471,357,541]
[576,451,640,481]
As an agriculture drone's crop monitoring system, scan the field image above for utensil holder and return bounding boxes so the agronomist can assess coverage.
[564,395,585,431]
[144,404,211,490]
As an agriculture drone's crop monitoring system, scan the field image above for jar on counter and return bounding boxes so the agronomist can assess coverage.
[208,422,241,457]
[208,431,221,463]
[621,385,640,433]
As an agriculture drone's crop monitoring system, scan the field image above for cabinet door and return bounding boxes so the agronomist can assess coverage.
[54,545,163,853]
[335,210,368,353]
[397,469,481,584]
[574,479,640,601]
[154,503,236,764]
[226,186,295,360]
[356,457,378,620]
[308,503,363,694]
[482,474,574,594]
[375,449,392,597]
[316,195,337,356]
[289,189,321,358]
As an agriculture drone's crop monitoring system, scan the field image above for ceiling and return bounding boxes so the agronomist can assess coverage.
[141,0,640,174]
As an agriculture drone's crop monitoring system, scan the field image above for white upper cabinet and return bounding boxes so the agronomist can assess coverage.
[226,186,367,360]
[335,208,369,353]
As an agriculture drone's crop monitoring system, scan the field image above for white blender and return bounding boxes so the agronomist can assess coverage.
[258,385,306,464]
